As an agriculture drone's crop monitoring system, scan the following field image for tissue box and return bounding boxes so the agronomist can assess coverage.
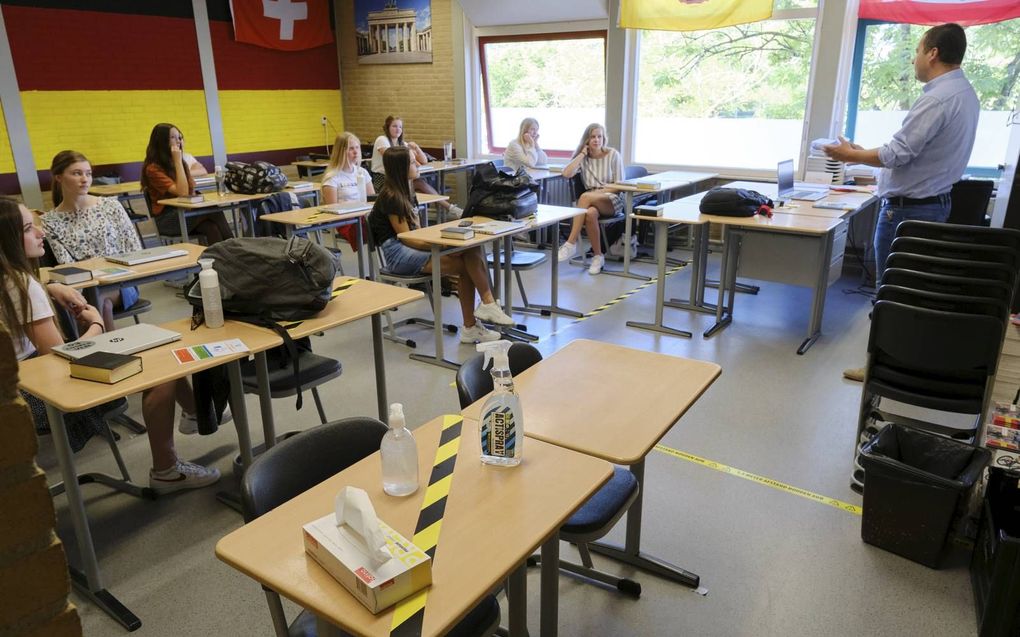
[302,513,432,613]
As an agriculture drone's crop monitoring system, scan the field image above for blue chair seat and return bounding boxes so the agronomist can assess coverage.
[562,467,638,536]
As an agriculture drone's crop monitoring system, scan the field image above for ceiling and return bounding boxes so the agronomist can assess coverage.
[457,0,608,27]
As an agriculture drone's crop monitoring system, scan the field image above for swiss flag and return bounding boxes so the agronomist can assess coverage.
[229,0,334,51]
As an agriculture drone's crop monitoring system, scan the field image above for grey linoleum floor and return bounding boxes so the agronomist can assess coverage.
[40,236,978,637]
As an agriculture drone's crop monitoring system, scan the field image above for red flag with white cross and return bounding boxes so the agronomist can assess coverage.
[229,0,334,51]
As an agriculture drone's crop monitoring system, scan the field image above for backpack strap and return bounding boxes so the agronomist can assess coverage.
[230,313,307,410]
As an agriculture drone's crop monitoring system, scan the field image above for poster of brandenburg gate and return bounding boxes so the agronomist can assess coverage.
[355,0,433,64]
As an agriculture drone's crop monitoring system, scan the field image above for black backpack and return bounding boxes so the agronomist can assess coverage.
[225,160,288,194]
[463,162,539,219]
[699,187,774,217]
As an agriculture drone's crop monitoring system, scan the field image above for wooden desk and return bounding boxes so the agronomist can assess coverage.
[688,180,876,219]
[157,192,267,242]
[463,339,721,589]
[259,203,372,277]
[17,319,281,630]
[88,181,142,198]
[42,243,205,308]
[215,414,613,637]
[398,204,585,369]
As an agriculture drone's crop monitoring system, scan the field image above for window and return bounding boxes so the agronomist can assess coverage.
[634,3,818,170]
[479,32,606,156]
[846,19,1020,173]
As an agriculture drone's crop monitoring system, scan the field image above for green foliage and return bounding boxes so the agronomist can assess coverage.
[485,39,606,109]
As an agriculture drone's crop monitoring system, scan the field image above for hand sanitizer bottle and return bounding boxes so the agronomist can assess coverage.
[197,258,224,328]
[356,169,367,202]
[215,165,227,197]
[477,340,523,466]
[381,403,419,496]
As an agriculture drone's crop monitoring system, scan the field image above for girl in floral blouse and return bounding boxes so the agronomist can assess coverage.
[43,150,142,331]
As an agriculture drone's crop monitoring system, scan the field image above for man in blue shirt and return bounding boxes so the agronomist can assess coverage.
[824,23,979,381]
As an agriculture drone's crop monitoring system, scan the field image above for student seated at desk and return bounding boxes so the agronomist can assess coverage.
[2,199,221,493]
[323,132,375,204]
[503,117,549,171]
[141,123,232,245]
[368,147,513,343]
[371,115,464,219]
[560,123,625,275]
[43,150,142,331]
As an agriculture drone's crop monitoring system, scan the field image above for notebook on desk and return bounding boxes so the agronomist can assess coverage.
[471,220,528,235]
[52,323,182,360]
[778,160,827,201]
[107,246,189,265]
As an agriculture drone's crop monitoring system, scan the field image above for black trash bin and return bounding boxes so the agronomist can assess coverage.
[859,424,990,568]
[970,466,1020,637]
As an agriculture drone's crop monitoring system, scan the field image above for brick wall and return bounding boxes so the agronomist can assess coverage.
[338,0,455,155]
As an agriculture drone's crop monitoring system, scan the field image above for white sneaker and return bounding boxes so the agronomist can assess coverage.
[557,241,577,262]
[179,405,232,435]
[460,323,500,344]
[588,255,605,275]
[149,460,221,495]
[474,301,515,326]
[447,205,464,220]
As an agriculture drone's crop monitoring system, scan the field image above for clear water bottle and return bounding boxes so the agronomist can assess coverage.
[356,169,367,202]
[381,403,419,496]
[215,165,227,197]
[197,258,224,328]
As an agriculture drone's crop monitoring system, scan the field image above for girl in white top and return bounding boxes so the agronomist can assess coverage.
[559,123,625,275]
[370,115,463,219]
[322,132,375,204]
[503,117,549,171]
[0,198,219,493]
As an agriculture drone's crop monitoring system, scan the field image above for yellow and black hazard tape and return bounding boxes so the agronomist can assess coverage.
[543,263,686,340]
[654,444,862,516]
[277,279,360,330]
[390,415,464,637]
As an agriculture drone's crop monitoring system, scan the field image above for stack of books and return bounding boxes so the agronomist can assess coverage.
[69,351,143,384]
[47,266,93,285]
[288,181,315,192]
[440,226,474,240]
[179,194,205,203]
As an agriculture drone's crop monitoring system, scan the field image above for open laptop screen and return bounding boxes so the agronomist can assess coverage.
[777,160,795,198]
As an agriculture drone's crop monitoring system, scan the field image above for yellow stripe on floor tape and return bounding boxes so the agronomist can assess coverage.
[543,263,686,340]
[653,444,862,516]
[277,280,360,330]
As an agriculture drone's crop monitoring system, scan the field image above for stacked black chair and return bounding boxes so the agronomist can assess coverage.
[456,343,642,598]
[852,220,1020,492]
[946,178,994,226]
[241,417,501,637]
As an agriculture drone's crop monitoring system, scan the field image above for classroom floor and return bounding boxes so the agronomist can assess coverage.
[41,237,978,637]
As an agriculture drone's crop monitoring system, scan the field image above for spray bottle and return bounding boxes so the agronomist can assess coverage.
[197,258,224,328]
[477,340,523,466]
[381,403,419,496]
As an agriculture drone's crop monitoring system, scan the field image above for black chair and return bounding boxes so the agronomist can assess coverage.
[456,344,642,598]
[567,173,625,266]
[881,269,1013,307]
[884,253,1016,287]
[876,285,1009,322]
[947,179,994,226]
[239,349,342,425]
[241,417,501,637]
[895,220,1020,250]
[888,236,1020,272]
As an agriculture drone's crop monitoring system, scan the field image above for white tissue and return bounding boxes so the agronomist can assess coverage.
[334,486,392,565]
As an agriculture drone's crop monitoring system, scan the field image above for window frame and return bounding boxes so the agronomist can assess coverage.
[477,30,607,157]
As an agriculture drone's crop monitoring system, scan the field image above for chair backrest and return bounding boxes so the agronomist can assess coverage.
[455,343,543,409]
[896,220,1020,250]
[569,173,586,203]
[884,252,1016,285]
[241,417,388,522]
[947,179,994,226]
[877,284,1008,320]
[881,269,1013,305]
[624,165,649,180]
[889,236,1020,271]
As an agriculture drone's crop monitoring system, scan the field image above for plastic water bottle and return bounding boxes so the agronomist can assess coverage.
[215,165,227,197]
[356,169,367,202]
[381,403,419,496]
[477,340,523,467]
[198,258,224,328]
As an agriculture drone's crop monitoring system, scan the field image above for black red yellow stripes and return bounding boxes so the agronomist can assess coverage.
[389,415,464,637]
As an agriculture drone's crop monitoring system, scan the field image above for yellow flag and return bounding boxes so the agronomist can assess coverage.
[620,0,774,32]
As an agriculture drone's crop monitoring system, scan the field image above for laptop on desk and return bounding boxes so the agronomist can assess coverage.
[107,246,189,266]
[778,160,827,201]
[52,323,182,360]
[471,220,528,235]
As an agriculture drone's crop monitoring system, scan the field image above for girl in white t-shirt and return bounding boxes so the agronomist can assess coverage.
[370,115,464,219]
[322,132,375,204]
[503,117,549,171]
[0,199,220,494]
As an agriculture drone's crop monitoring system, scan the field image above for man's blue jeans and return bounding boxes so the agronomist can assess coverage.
[874,197,951,283]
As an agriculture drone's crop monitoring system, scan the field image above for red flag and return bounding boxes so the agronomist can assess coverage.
[859,0,1020,26]
[229,0,334,51]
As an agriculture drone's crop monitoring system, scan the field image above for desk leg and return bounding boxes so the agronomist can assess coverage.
[703,226,736,339]
[666,224,716,315]
[798,230,834,355]
[254,352,275,449]
[356,222,366,279]
[529,219,583,318]
[372,313,388,420]
[410,245,459,370]
[495,236,538,342]
[178,209,189,243]
[626,220,692,338]
[217,360,253,512]
[508,562,528,637]
[604,191,650,282]
[47,404,141,631]
[589,459,701,589]
[540,535,560,637]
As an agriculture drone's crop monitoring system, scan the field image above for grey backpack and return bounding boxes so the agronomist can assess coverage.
[186,236,339,321]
